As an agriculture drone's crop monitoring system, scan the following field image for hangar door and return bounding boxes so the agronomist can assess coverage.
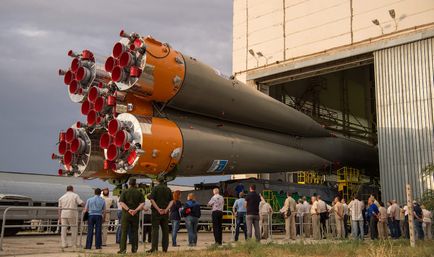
[374,38,434,203]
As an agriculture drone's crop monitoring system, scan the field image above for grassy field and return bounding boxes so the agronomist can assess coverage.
[87,239,434,257]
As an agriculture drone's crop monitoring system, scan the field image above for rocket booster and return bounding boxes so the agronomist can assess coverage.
[103,31,328,137]
[101,112,329,177]
[53,30,378,180]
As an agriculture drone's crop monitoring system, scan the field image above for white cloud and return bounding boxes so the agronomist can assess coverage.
[16,27,48,38]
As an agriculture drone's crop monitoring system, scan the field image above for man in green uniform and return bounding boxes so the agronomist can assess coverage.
[147,179,173,253]
[117,178,145,254]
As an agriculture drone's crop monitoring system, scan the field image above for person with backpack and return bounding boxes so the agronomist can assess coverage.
[282,192,296,240]
[183,193,201,247]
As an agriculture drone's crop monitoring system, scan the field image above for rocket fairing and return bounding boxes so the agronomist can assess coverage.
[53,30,378,180]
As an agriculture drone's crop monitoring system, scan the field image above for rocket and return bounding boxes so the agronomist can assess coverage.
[53,30,377,182]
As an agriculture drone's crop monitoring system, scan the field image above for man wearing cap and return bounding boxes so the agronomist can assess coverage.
[148,178,173,253]
[118,178,146,254]
[101,187,114,246]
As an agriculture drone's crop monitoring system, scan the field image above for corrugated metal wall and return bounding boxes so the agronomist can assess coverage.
[374,38,434,203]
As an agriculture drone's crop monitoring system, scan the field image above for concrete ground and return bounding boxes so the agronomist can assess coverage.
[0,231,294,257]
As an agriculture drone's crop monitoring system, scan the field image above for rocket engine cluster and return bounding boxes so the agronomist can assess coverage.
[53,30,377,181]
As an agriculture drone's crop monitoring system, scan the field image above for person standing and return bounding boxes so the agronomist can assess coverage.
[377,201,388,240]
[101,187,114,246]
[142,197,152,244]
[348,195,364,240]
[170,190,182,247]
[421,205,432,240]
[333,196,344,239]
[208,188,224,245]
[367,198,379,240]
[118,178,146,254]
[310,196,321,240]
[341,198,349,238]
[413,201,424,240]
[386,201,394,238]
[317,195,328,239]
[84,188,106,250]
[148,179,173,253]
[183,193,201,247]
[232,192,247,241]
[283,192,297,240]
[402,204,410,239]
[259,195,273,239]
[115,195,122,244]
[296,199,303,236]
[391,200,402,238]
[245,185,261,241]
[58,185,83,249]
[302,196,312,238]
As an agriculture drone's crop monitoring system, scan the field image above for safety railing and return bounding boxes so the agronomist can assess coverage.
[0,206,120,251]
[137,209,235,243]
[1,205,356,252]
[78,208,120,248]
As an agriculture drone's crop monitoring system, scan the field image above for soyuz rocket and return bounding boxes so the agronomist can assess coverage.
[53,30,377,183]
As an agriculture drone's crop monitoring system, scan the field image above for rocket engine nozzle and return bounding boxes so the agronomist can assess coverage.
[59,49,111,103]
[54,123,111,178]
[101,113,182,175]
[104,33,185,101]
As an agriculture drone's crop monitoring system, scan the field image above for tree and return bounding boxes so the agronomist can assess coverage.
[420,164,434,210]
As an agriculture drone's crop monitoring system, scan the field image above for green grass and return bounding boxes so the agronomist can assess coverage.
[87,239,434,257]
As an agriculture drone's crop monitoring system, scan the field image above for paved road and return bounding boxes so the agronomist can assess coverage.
[0,231,292,257]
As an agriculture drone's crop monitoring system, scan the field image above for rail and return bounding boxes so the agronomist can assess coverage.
[0,206,119,251]
[138,210,235,243]
[1,206,354,252]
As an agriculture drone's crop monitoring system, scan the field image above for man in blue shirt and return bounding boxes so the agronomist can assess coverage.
[232,192,247,241]
[84,188,106,249]
[367,198,379,240]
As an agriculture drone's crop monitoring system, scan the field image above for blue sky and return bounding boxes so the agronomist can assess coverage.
[0,0,232,186]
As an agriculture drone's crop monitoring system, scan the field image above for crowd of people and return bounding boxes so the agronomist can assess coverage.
[57,181,433,254]
[277,194,432,242]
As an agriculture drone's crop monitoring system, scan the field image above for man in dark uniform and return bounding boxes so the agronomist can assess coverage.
[117,178,145,254]
[148,178,173,253]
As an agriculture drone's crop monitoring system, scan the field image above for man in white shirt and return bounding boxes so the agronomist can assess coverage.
[333,196,344,239]
[259,195,273,239]
[101,188,114,246]
[208,188,224,245]
[302,197,312,238]
[317,195,328,239]
[348,195,364,240]
[421,205,432,240]
[310,196,321,240]
[58,185,84,249]
[296,199,303,237]
[390,200,402,238]
[142,198,152,243]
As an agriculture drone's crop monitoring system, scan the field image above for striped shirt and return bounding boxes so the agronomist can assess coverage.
[348,199,364,221]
